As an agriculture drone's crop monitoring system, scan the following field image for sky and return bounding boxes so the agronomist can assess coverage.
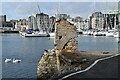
[0,1,119,21]
[1,0,120,2]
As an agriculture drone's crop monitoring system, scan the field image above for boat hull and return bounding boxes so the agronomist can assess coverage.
[113,32,120,38]
[24,34,49,37]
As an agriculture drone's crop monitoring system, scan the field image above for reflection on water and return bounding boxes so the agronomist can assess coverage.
[1,34,119,78]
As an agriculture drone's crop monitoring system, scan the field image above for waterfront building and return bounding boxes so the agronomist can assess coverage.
[107,10,120,30]
[103,14,117,30]
[74,20,88,29]
[91,18,96,29]
[84,19,90,29]
[55,14,69,21]
[36,13,49,32]
[73,16,91,29]
[33,16,38,31]
[73,16,83,29]
[91,17,104,30]
[74,16,83,22]
[1,21,13,31]
[89,16,92,29]
[118,14,120,31]
[0,15,6,28]
[67,17,73,22]
[28,16,38,30]
[0,15,6,22]
[108,10,120,14]
[15,19,28,31]
[28,16,33,30]
[49,16,56,32]
[0,15,15,31]
[91,12,104,30]
[90,12,119,30]
[0,22,2,28]
[10,20,18,29]
[1,22,13,27]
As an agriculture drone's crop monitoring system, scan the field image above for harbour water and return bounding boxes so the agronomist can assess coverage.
[1,34,119,79]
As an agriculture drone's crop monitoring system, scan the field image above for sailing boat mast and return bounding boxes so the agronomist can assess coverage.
[37,2,41,14]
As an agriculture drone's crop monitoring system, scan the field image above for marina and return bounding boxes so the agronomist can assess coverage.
[79,30,120,38]
[1,1,120,80]
[2,33,119,79]
[83,32,120,39]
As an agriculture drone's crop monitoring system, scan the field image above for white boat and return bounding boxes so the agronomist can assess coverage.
[77,28,83,33]
[19,31,26,36]
[93,31,98,36]
[101,31,106,36]
[49,33,55,37]
[106,31,114,37]
[87,31,91,35]
[23,32,49,37]
[97,31,103,36]
[90,31,94,35]
[113,32,120,38]
[83,31,88,35]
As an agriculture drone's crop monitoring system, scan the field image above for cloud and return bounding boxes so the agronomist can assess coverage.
[15,2,37,15]
[1,2,119,21]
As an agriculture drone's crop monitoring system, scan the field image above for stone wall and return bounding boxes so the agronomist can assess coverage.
[54,19,78,50]
[37,49,82,79]
[37,19,80,79]
[37,49,59,79]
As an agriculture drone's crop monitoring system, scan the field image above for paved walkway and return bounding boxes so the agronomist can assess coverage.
[60,55,120,80]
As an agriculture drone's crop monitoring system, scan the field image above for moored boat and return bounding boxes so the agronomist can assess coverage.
[23,32,49,37]
[113,31,120,38]
[49,32,55,37]
[106,31,114,37]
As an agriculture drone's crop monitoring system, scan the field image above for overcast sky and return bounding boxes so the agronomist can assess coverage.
[1,2,119,21]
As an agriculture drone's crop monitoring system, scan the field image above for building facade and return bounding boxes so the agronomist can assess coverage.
[90,12,119,30]
[28,16,38,30]
[0,15,6,22]
[0,15,15,31]
[55,14,69,21]
[74,16,83,22]
[15,19,28,31]
[49,16,56,32]
[91,12,104,30]
[10,20,18,29]
[36,13,49,32]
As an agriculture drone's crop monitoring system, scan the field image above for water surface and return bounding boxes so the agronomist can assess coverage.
[1,34,119,78]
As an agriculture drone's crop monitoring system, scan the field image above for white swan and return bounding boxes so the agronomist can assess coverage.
[13,58,21,63]
[5,58,12,63]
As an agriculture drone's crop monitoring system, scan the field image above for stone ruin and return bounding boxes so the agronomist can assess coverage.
[37,19,81,79]
[37,19,118,79]
[54,19,78,52]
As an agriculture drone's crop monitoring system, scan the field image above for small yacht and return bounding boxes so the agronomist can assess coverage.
[49,32,55,37]
[101,31,106,36]
[106,31,114,37]
[113,31,120,38]
[93,31,98,36]
[22,31,49,37]
[83,31,88,35]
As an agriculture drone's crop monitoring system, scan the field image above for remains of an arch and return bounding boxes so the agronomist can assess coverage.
[54,19,78,52]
